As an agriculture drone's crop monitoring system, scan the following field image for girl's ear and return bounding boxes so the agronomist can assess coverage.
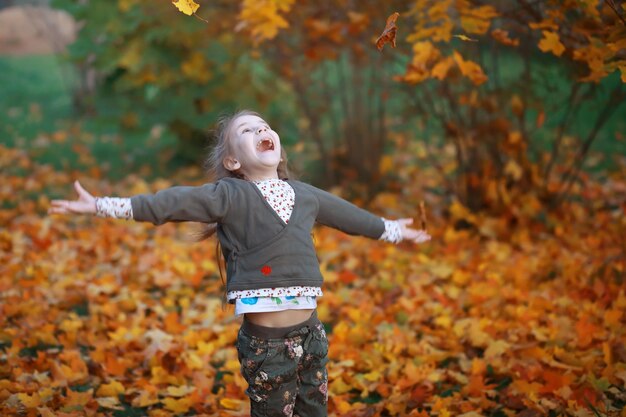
[223,156,241,172]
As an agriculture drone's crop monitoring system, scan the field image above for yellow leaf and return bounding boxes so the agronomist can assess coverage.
[453,34,478,42]
[166,385,195,397]
[452,51,488,85]
[238,0,295,43]
[17,392,41,409]
[220,398,244,410]
[330,377,353,394]
[431,57,455,80]
[484,340,510,359]
[460,16,490,35]
[434,314,452,329]
[96,380,125,397]
[538,31,565,57]
[162,396,192,413]
[379,155,393,174]
[363,370,381,382]
[196,340,216,356]
[411,41,441,65]
[185,351,204,370]
[172,0,199,16]
[430,262,455,279]
[131,390,160,407]
[95,397,123,410]
[504,159,523,181]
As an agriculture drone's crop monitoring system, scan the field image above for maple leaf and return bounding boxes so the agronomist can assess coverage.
[376,12,400,51]
[172,0,199,16]
[538,30,565,57]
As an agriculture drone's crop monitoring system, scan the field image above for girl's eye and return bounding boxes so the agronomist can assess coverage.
[242,128,251,133]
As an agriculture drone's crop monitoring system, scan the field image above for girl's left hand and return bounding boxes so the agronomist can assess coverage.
[398,218,431,244]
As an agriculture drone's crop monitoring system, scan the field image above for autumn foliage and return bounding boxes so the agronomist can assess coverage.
[2,0,625,415]
[2,142,625,416]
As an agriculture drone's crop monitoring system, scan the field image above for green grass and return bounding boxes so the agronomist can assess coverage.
[0,54,178,181]
[0,54,73,138]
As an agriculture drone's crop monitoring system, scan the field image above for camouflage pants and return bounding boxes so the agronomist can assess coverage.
[236,310,329,417]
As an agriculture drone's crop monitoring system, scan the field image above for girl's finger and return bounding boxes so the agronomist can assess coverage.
[74,180,91,200]
[398,218,414,226]
[48,206,67,214]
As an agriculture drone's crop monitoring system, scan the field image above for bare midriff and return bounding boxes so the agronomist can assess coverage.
[244,308,315,327]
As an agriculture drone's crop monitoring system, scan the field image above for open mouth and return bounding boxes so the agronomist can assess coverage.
[256,138,275,152]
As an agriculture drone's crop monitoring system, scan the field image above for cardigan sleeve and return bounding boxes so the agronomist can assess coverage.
[129,181,230,225]
[303,183,385,239]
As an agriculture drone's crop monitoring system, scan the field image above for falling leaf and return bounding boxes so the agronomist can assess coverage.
[419,201,428,230]
[453,34,478,42]
[172,0,199,16]
[376,12,400,51]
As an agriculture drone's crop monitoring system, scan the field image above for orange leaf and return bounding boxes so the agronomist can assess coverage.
[538,31,565,57]
[431,56,455,80]
[536,111,545,128]
[539,370,574,394]
[164,311,186,334]
[375,12,400,51]
[491,29,519,46]
[452,51,488,85]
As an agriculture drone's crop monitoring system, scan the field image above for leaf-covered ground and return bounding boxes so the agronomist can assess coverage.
[1,143,625,416]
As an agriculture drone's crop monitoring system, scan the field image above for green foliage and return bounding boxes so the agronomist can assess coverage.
[51,0,288,169]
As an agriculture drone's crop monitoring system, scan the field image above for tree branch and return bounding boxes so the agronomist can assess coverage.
[605,0,626,27]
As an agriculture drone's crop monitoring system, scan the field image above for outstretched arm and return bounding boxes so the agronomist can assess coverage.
[304,182,431,244]
[48,179,231,225]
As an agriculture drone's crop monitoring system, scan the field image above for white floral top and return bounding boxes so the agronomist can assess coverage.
[94,178,403,316]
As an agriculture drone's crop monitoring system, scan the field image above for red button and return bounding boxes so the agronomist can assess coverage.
[261,265,272,276]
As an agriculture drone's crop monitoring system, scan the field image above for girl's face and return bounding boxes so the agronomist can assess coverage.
[224,114,282,180]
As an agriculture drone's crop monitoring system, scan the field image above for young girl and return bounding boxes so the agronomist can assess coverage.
[48,110,431,417]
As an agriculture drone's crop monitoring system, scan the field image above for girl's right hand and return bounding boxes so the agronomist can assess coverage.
[48,180,97,215]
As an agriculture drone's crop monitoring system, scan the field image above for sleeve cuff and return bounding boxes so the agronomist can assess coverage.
[95,197,133,220]
[379,217,402,243]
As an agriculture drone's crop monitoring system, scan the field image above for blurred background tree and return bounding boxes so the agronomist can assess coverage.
[2,0,625,211]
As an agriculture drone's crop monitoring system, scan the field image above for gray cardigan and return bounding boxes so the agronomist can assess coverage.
[130,178,385,298]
